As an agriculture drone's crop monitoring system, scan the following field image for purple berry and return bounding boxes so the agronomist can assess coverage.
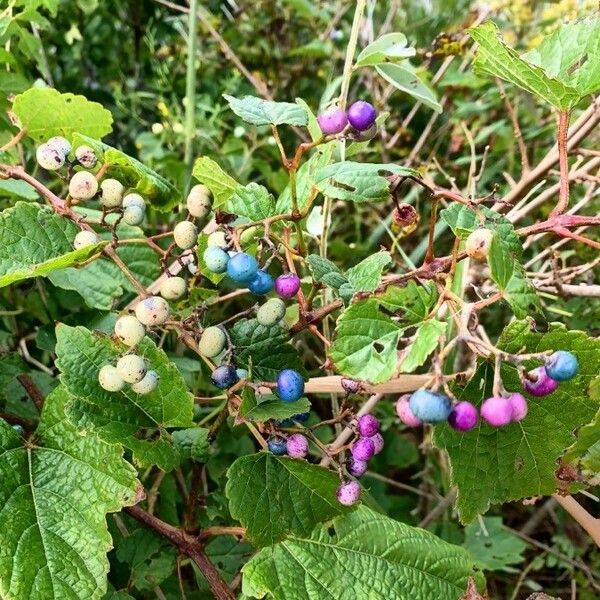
[480,396,513,427]
[369,432,384,455]
[448,401,479,432]
[396,394,422,427]
[347,457,368,477]
[523,366,558,397]
[351,437,375,461]
[347,100,377,131]
[357,414,379,437]
[341,378,361,394]
[336,480,361,506]
[274,273,301,298]
[317,106,348,135]
[286,433,309,458]
[508,393,528,422]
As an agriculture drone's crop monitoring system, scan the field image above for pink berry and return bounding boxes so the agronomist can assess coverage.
[369,432,384,455]
[395,394,422,427]
[317,106,348,135]
[480,396,513,427]
[357,414,379,437]
[447,401,478,432]
[351,437,375,461]
[286,433,309,458]
[508,393,528,422]
[341,378,361,394]
[347,457,368,477]
[523,366,558,397]
[336,480,361,506]
[274,273,301,298]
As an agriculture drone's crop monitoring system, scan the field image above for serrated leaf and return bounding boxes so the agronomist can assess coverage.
[172,427,210,462]
[239,387,311,422]
[192,156,241,209]
[227,182,276,221]
[400,319,445,373]
[306,254,348,290]
[355,33,415,68]
[224,94,308,126]
[0,386,141,600]
[377,280,439,323]
[54,324,194,470]
[226,453,351,546]
[294,98,321,142]
[0,202,104,287]
[345,251,391,293]
[242,505,483,599]
[13,87,113,142]
[0,178,38,200]
[435,321,600,523]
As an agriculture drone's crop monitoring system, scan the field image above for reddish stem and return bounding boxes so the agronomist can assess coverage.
[551,110,571,216]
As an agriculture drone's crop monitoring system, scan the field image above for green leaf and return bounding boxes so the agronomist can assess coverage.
[377,280,439,324]
[72,134,181,211]
[227,183,276,221]
[192,156,242,209]
[345,251,391,293]
[242,505,483,599]
[13,87,113,142]
[172,427,210,462]
[294,98,321,142]
[0,177,38,200]
[355,33,415,68]
[226,453,351,546]
[306,254,348,291]
[435,321,600,523]
[224,94,308,126]
[54,324,194,470]
[469,22,580,110]
[230,319,308,382]
[400,319,445,373]
[0,202,104,288]
[376,62,443,113]
[313,162,418,203]
[239,387,311,422]
[0,386,141,600]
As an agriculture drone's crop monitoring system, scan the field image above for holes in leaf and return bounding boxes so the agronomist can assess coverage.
[373,342,385,354]
[327,526,336,537]
[331,180,356,192]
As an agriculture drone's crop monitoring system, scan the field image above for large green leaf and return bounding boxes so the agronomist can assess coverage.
[400,319,445,373]
[54,324,194,470]
[355,33,415,68]
[377,280,439,323]
[227,183,276,221]
[192,156,241,209]
[226,453,350,546]
[13,87,113,142]
[238,387,311,422]
[0,386,141,600]
[224,95,308,126]
[345,251,392,293]
[242,506,483,599]
[435,321,600,522]
[0,202,104,287]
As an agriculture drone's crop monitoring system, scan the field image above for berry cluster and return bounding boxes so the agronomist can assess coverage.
[317,100,378,140]
[267,433,310,459]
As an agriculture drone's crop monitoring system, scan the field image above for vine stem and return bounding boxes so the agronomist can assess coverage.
[553,494,600,547]
[550,110,571,216]
[183,0,199,187]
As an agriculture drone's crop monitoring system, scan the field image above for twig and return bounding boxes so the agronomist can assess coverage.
[0,128,27,152]
[17,374,45,412]
[553,494,600,547]
[418,488,458,528]
[550,110,571,216]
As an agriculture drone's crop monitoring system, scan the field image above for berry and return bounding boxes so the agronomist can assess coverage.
[123,205,145,226]
[480,396,513,427]
[75,145,97,168]
[204,246,230,273]
[100,178,124,208]
[336,480,361,506]
[351,437,375,461]
[257,298,286,326]
[370,432,384,455]
[174,221,198,250]
[523,366,558,397]
[347,100,377,131]
[276,369,305,402]
[227,252,258,283]
[267,437,287,455]
[236,368,249,380]
[114,315,146,347]
[116,354,147,384]
[207,230,228,248]
[36,144,64,170]
[357,414,379,437]
[199,326,227,358]
[341,378,361,394]
[292,412,310,423]
[391,204,418,227]
[409,389,452,423]
[187,184,212,218]
[47,136,71,156]
[465,228,494,261]
[12,424,25,436]
[448,401,478,432]
[347,457,368,477]
[248,270,274,295]
[69,171,98,200]
[508,392,528,422]
[122,193,145,209]
[317,106,348,135]
[349,123,377,141]
[274,273,301,298]
[98,364,126,392]
[160,276,187,300]
[545,350,579,382]
[211,365,238,389]
[287,433,309,458]
[395,394,422,427]
[135,296,170,326]
[131,370,160,394]
[73,230,99,250]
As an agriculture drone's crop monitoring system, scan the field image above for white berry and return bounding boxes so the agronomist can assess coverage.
[160,277,187,300]
[47,136,71,157]
[186,184,212,218]
[207,230,228,248]
[123,193,145,209]
[198,326,227,358]
[98,364,125,392]
[69,171,98,200]
[173,221,198,250]
[75,145,97,168]
[123,205,145,226]
[100,178,124,208]
[131,370,160,394]
[466,228,494,261]
[73,230,99,250]
[116,354,147,384]
[135,296,170,326]
[114,315,146,347]
[36,144,64,170]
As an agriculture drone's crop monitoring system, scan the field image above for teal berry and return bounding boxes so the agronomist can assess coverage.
[276,369,305,402]
[247,270,274,295]
[409,389,452,423]
[267,437,287,455]
[204,246,230,273]
[227,252,258,283]
[236,368,249,380]
[545,351,579,382]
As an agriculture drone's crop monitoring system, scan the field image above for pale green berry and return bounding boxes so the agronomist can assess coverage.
[257,298,286,326]
[116,354,147,383]
[123,205,145,226]
[174,221,198,250]
[98,364,125,392]
[131,370,160,394]
[123,193,145,209]
[69,171,98,200]
[36,144,64,170]
[207,230,228,248]
[466,228,494,261]
[135,296,170,326]
[186,184,212,218]
[240,225,261,246]
[160,276,187,300]
[100,178,124,208]
[114,315,146,347]
[75,145,97,168]
[47,136,71,156]
[198,326,227,358]
[73,230,99,250]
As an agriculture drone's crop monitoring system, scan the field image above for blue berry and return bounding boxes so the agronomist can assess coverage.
[12,424,25,436]
[408,389,452,423]
[204,246,229,273]
[247,270,274,295]
[276,369,305,403]
[227,252,258,283]
[211,365,239,389]
[267,437,287,455]
[545,351,579,382]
